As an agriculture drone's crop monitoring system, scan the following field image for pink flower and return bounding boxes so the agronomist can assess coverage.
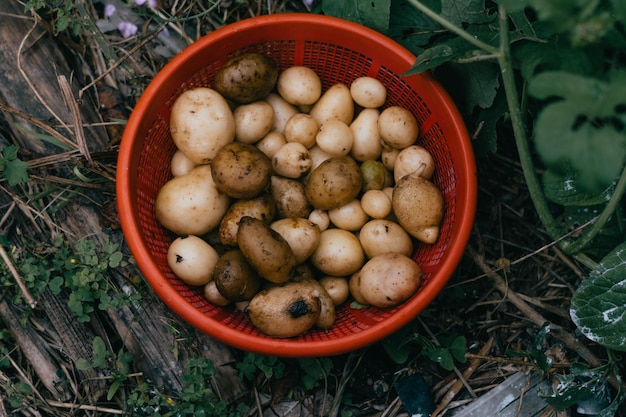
[104,3,116,18]
[118,21,138,38]
[136,0,157,7]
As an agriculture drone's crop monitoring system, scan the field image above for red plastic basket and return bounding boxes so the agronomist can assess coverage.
[116,13,477,357]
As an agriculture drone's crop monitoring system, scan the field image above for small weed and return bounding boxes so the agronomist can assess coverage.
[0,145,29,186]
[235,352,285,382]
[297,357,333,390]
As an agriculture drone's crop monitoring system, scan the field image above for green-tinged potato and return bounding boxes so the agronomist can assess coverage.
[214,53,278,104]
[237,216,296,283]
[392,173,444,244]
[310,228,364,276]
[359,219,413,258]
[350,76,387,109]
[304,156,363,210]
[213,250,262,302]
[319,276,350,306]
[155,165,230,236]
[270,217,321,264]
[233,101,275,144]
[270,175,312,218]
[358,252,422,308]
[309,83,354,125]
[211,142,273,199]
[394,145,435,182]
[167,235,219,286]
[246,281,322,337]
[277,66,323,106]
[169,87,235,164]
[204,280,232,306]
[378,106,419,149]
[350,108,382,162]
[360,160,386,192]
[218,193,276,246]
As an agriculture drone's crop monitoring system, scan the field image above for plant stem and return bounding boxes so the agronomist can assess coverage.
[406,0,499,55]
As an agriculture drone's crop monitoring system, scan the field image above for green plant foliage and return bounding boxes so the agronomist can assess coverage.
[0,145,29,186]
[321,0,391,33]
[235,352,285,382]
[298,357,333,390]
[570,241,626,352]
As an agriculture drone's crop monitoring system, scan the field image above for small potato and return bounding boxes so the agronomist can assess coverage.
[348,271,369,306]
[169,87,235,164]
[270,176,312,219]
[304,156,363,211]
[394,145,435,182]
[315,119,354,157]
[350,108,383,162]
[350,77,387,109]
[213,250,262,302]
[358,252,422,308]
[256,131,287,158]
[360,189,392,219]
[308,145,334,172]
[360,159,387,192]
[310,228,364,277]
[328,199,369,231]
[265,93,299,134]
[277,66,323,106]
[237,216,296,283]
[378,106,419,149]
[211,142,273,199]
[309,83,354,125]
[218,193,276,246]
[319,276,350,306]
[305,279,336,329]
[381,144,400,171]
[359,219,413,258]
[233,101,275,144]
[308,209,330,231]
[284,113,319,148]
[170,149,198,177]
[204,280,232,306]
[272,142,312,179]
[271,217,321,264]
[167,235,219,286]
[155,165,230,236]
[214,52,278,104]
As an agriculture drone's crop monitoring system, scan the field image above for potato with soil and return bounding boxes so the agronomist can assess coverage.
[214,52,278,104]
[358,252,422,308]
[211,142,273,199]
[237,216,296,283]
[213,249,262,302]
[270,217,321,264]
[270,175,312,218]
[169,87,235,164]
[218,193,276,246]
[304,156,363,211]
[155,165,230,236]
[246,281,322,338]
[392,173,444,244]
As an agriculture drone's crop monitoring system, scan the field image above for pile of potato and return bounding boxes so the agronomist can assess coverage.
[154,53,445,338]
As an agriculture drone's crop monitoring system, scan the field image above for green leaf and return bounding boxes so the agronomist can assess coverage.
[499,0,530,13]
[514,42,593,81]
[427,348,454,370]
[388,0,443,53]
[541,168,614,206]
[4,158,29,186]
[1,145,19,160]
[108,252,124,268]
[570,241,626,351]
[441,0,493,26]
[448,336,467,363]
[528,71,607,102]
[321,0,391,33]
[75,358,92,370]
[612,0,626,25]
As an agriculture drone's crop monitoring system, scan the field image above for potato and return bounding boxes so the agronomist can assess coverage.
[214,52,278,104]
[394,145,435,182]
[170,149,198,177]
[211,142,273,199]
[392,173,444,244]
[358,252,422,308]
[265,93,299,134]
[348,271,369,306]
[315,119,354,156]
[256,131,287,158]
[360,189,392,219]
[237,216,296,283]
[169,87,235,164]
[155,165,230,236]
[167,235,219,286]
[272,142,312,179]
[309,83,354,125]
[350,108,383,162]
[378,106,419,149]
[308,145,334,172]
[359,219,413,258]
[283,113,319,148]
[204,280,232,306]
[350,76,387,109]
[328,199,369,231]
[305,279,336,329]
[319,276,350,306]
[360,159,386,192]
[304,156,363,210]
[233,101,275,144]
[246,281,321,338]
[271,217,321,264]
[270,175,312,219]
[310,228,364,276]
[308,209,330,232]
[218,193,276,246]
[213,250,262,302]
[277,66,323,106]
[381,144,400,171]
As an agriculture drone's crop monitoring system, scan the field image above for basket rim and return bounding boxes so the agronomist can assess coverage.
[116,13,477,357]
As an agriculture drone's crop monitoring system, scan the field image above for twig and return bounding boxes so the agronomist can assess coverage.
[41,400,124,414]
[432,337,494,417]
[0,244,37,309]
[58,75,92,163]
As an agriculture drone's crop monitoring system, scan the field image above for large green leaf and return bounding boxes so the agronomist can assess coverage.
[571,241,626,351]
[321,0,391,33]
[541,168,615,207]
